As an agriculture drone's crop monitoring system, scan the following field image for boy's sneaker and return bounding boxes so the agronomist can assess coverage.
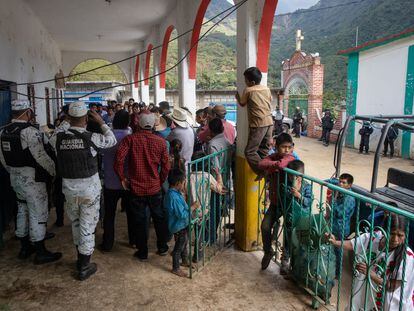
[261,251,275,270]
[280,258,290,275]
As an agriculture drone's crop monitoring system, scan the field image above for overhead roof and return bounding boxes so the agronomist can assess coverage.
[338,27,414,55]
[24,0,177,52]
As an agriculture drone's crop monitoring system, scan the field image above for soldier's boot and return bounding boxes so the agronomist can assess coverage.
[78,254,97,281]
[33,240,62,265]
[18,236,35,259]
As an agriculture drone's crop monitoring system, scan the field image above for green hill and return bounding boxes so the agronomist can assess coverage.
[196,0,414,100]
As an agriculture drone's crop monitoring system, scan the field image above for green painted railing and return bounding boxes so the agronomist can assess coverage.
[186,147,234,278]
[258,167,414,310]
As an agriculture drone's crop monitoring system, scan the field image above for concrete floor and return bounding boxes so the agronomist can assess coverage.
[0,137,412,311]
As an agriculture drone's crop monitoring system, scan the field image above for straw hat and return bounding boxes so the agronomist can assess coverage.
[169,108,188,128]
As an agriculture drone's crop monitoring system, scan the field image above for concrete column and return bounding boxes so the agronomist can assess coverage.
[131,52,140,101]
[139,53,150,104]
[153,26,165,104]
[176,0,198,116]
[234,0,262,252]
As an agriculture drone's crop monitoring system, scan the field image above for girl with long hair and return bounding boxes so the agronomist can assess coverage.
[328,213,414,310]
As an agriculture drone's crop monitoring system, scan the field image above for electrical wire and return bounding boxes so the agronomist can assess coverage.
[76,0,246,101]
[2,0,247,101]
[7,1,244,88]
[0,0,370,96]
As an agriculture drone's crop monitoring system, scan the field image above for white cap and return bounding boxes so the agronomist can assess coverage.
[68,101,88,117]
[11,99,32,111]
[138,111,155,129]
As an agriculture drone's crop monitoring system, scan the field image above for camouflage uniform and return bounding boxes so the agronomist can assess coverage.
[50,120,116,255]
[0,120,55,242]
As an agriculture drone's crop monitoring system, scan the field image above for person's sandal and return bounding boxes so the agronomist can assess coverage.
[171,269,187,277]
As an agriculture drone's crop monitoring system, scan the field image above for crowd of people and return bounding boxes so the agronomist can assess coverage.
[0,83,238,279]
[0,65,413,309]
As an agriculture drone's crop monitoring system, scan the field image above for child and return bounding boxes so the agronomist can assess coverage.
[258,133,295,271]
[269,135,300,160]
[327,213,414,311]
[359,121,373,154]
[282,160,313,275]
[164,168,199,277]
[326,173,356,277]
[236,67,273,176]
[170,139,185,170]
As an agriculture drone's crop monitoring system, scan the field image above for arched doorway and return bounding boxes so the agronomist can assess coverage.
[285,77,309,118]
[281,50,324,138]
[66,58,129,105]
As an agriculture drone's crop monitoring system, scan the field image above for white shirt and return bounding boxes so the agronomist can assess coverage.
[348,231,414,311]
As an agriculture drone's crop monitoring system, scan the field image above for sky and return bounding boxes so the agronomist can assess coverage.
[227,0,320,14]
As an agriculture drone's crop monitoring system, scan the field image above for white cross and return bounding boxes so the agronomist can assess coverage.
[296,29,304,51]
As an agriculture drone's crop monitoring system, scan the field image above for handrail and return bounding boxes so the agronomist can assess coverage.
[283,167,414,220]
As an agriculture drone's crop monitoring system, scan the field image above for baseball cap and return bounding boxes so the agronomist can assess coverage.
[138,111,155,129]
[11,99,32,111]
[68,101,88,117]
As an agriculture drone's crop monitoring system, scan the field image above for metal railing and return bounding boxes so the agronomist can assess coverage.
[186,147,234,278]
[257,168,414,310]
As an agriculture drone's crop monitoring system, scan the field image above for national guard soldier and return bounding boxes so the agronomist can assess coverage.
[50,101,116,280]
[0,99,62,264]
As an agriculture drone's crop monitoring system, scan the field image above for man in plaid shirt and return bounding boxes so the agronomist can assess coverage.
[114,111,170,261]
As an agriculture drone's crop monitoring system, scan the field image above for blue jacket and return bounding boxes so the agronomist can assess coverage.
[164,188,189,234]
[326,178,356,238]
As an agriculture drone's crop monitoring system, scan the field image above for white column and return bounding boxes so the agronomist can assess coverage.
[234,0,265,252]
[176,0,198,115]
[153,26,166,105]
[139,53,150,104]
[236,0,260,156]
[131,51,140,101]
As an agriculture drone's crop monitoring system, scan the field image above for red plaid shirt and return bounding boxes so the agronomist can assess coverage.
[114,130,170,196]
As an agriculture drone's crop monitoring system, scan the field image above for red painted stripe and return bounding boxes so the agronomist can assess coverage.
[256,0,278,73]
[188,0,211,79]
[144,44,153,86]
[134,55,139,88]
[160,25,175,89]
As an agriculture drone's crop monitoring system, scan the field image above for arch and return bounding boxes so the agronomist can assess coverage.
[160,25,175,89]
[256,0,279,73]
[285,75,309,96]
[68,58,128,83]
[134,55,140,88]
[144,44,153,86]
[188,0,211,80]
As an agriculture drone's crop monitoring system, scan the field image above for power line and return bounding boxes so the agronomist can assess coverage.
[1,0,369,99]
[9,1,246,87]
[2,0,247,101]
[77,0,247,101]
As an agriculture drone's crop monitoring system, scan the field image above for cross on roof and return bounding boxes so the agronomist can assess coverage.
[296,29,304,51]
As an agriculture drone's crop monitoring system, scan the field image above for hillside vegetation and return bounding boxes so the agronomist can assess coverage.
[70,0,414,106]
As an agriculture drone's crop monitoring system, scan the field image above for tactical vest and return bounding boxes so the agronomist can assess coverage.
[56,130,99,179]
[0,123,37,168]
